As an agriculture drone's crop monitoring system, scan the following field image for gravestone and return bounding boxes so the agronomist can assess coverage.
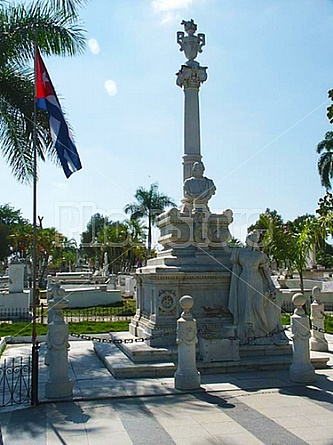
[8,257,24,293]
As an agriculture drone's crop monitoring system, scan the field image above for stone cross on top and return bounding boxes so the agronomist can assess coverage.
[177,19,205,67]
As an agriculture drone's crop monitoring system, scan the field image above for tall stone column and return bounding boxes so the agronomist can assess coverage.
[176,19,207,182]
[177,66,207,181]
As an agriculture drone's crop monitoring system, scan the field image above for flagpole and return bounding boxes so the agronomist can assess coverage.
[31,42,39,406]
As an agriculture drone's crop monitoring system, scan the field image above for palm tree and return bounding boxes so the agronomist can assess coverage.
[0,0,86,181]
[286,219,317,294]
[124,183,176,257]
[316,131,333,190]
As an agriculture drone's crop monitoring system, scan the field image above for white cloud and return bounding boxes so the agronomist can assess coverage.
[104,79,118,96]
[161,11,181,25]
[88,38,100,55]
[53,182,68,190]
[152,0,193,13]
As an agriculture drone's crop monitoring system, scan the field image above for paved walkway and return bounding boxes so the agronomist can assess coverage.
[0,337,332,445]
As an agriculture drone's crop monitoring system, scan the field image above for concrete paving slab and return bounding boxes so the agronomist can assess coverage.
[0,336,332,444]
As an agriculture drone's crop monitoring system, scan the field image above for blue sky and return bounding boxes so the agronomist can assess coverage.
[2,0,333,245]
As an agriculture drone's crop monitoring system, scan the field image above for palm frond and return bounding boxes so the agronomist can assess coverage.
[316,132,333,154]
[46,0,88,17]
[1,2,86,67]
[317,151,333,190]
[0,64,56,181]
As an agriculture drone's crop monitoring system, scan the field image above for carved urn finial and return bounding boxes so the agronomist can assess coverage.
[177,19,205,67]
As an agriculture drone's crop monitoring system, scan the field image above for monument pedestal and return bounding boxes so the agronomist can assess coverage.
[130,210,236,349]
[130,208,235,344]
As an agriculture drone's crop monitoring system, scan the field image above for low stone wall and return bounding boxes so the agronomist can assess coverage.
[0,291,30,319]
[280,289,333,312]
[62,288,121,308]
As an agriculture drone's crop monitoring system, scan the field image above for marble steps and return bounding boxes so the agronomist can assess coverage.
[94,331,329,379]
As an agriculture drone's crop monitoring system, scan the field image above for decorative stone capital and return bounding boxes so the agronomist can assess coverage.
[176,65,207,90]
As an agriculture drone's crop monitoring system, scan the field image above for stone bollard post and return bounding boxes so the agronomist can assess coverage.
[45,285,73,399]
[310,286,328,352]
[289,293,316,383]
[174,295,201,390]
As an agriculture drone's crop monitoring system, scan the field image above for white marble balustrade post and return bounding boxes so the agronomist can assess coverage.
[174,295,201,390]
[45,285,73,399]
[310,286,328,352]
[289,293,316,383]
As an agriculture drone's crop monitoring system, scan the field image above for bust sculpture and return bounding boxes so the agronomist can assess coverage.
[181,161,216,215]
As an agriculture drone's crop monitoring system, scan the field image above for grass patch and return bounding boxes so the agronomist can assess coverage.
[61,300,136,316]
[325,314,333,334]
[281,313,291,325]
[0,320,130,339]
[281,312,333,334]
[68,320,130,334]
[1,314,331,340]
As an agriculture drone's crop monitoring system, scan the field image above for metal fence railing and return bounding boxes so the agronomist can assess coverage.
[0,301,136,324]
[281,301,333,313]
[37,301,136,324]
[0,357,31,407]
[0,308,30,321]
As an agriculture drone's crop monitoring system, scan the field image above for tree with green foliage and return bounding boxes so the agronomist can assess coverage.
[249,211,319,291]
[285,218,317,293]
[0,203,30,262]
[124,183,176,257]
[97,220,146,274]
[315,192,333,268]
[80,214,146,272]
[316,192,333,237]
[248,209,287,269]
[326,89,333,124]
[316,131,333,190]
[0,0,86,181]
[81,213,110,246]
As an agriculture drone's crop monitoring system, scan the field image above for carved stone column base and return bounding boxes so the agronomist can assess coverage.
[289,363,316,383]
[174,369,201,390]
[45,379,73,399]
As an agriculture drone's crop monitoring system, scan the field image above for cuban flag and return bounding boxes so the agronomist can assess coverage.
[36,48,82,178]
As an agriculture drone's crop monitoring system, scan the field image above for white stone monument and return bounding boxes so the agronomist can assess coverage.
[102,252,109,277]
[289,293,316,383]
[45,284,73,399]
[130,20,235,350]
[111,19,293,376]
[8,257,24,293]
[228,231,289,345]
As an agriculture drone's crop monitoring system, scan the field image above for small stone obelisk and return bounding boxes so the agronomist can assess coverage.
[176,19,207,183]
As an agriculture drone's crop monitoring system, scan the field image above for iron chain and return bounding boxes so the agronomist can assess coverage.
[69,329,175,344]
[312,325,327,334]
[197,326,289,345]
